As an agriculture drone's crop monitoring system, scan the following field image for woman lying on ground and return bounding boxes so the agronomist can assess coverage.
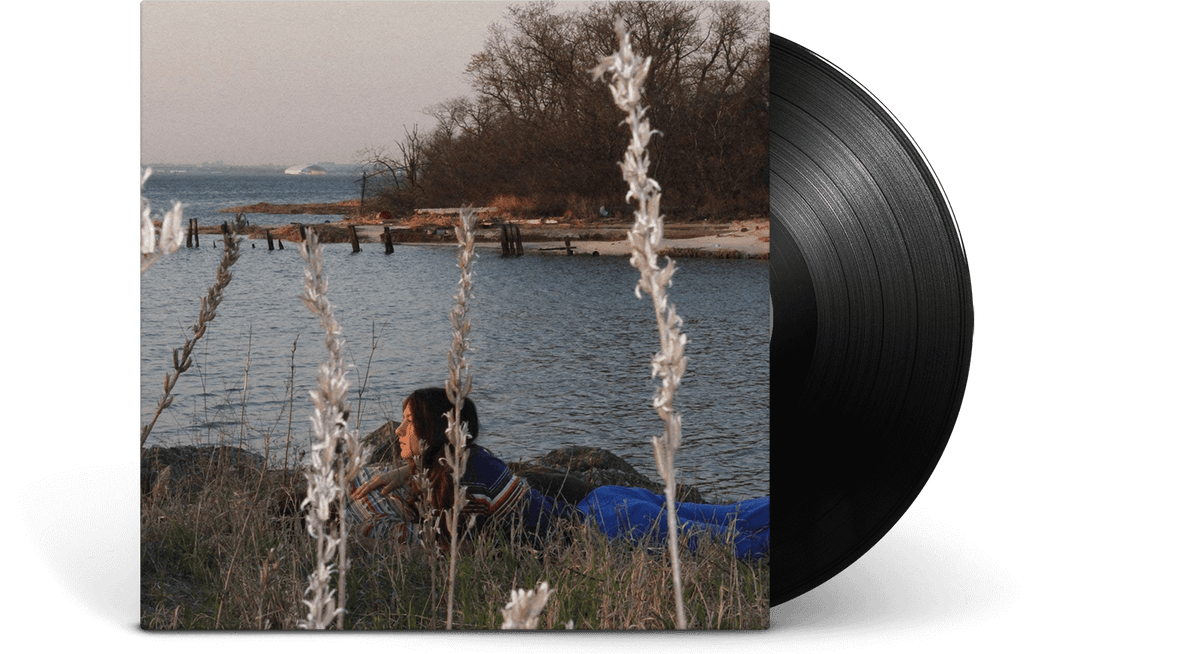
[346,387,579,545]
[345,387,768,559]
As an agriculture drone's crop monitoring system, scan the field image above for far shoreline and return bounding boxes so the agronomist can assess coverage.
[192,203,769,259]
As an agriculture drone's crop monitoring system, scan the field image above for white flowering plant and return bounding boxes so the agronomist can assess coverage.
[140,167,185,274]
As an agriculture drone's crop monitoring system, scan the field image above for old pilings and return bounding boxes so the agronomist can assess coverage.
[500,222,524,257]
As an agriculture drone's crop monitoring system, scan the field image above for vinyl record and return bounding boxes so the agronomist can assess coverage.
[769,35,973,606]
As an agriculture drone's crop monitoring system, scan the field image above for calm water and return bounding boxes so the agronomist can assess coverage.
[143,170,364,227]
[141,174,769,499]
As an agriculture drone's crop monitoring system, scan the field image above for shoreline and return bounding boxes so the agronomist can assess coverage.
[196,202,769,258]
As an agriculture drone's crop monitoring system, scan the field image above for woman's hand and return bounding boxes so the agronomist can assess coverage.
[350,465,411,501]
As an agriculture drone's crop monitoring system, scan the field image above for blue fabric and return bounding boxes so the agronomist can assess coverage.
[580,486,769,559]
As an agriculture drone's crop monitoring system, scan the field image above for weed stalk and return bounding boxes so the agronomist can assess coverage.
[443,207,478,628]
[594,19,689,629]
[142,214,245,446]
[296,230,368,628]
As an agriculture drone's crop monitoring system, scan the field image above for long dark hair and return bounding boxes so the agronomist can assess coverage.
[404,387,479,513]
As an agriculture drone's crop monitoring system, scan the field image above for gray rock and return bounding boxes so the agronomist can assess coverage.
[363,420,403,466]
[513,445,706,504]
[141,445,266,496]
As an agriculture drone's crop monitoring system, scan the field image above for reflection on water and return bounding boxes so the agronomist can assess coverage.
[141,241,768,499]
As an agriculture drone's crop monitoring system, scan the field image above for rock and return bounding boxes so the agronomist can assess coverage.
[533,445,643,478]
[512,445,706,504]
[362,420,402,466]
[141,445,266,497]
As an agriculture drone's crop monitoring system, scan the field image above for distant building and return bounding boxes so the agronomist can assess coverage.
[284,164,328,175]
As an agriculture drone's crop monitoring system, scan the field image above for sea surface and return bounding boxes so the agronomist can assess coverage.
[141,173,769,499]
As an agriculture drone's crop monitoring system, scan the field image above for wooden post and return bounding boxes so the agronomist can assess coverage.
[500,223,524,257]
[383,226,394,254]
[266,229,274,251]
[565,238,573,255]
[185,218,193,248]
[296,223,307,241]
[349,224,361,253]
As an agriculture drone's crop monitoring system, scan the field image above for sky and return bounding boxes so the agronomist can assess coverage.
[142,1,591,166]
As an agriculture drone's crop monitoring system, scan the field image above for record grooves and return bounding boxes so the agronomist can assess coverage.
[769,35,973,606]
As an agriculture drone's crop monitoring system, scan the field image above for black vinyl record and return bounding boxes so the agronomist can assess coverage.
[769,35,974,606]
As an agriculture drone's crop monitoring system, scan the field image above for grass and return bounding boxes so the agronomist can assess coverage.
[140,449,769,630]
[595,18,691,628]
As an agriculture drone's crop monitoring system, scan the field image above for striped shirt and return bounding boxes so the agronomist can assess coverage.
[345,447,579,543]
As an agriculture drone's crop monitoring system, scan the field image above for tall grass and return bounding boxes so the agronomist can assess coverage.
[296,230,368,629]
[594,20,690,629]
[443,207,478,628]
[142,211,246,446]
[141,167,185,274]
[141,455,768,629]
[501,581,555,629]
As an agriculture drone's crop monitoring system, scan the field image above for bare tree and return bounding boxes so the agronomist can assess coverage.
[365,1,769,217]
[398,124,426,191]
[358,123,428,215]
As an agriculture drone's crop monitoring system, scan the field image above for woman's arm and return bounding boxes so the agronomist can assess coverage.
[343,463,418,543]
[463,448,581,534]
[349,463,411,501]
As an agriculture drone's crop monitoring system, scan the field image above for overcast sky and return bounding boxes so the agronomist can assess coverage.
[142,1,593,166]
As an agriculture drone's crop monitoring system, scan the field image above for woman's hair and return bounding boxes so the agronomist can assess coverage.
[405,387,479,466]
[404,387,480,514]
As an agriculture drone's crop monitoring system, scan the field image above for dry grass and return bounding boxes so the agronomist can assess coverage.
[140,451,769,630]
[488,194,537,217]
[659,247,767,260]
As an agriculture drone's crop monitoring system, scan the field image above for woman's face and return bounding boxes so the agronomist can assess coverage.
[396,403,419,463]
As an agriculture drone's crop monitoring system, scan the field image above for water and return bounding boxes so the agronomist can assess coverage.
[143,170,364,227]
[141,174,769,499]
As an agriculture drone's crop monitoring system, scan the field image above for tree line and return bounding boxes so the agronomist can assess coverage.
[362,1,768,221]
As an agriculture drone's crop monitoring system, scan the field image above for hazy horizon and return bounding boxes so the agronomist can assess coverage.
[142,1,593,167]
